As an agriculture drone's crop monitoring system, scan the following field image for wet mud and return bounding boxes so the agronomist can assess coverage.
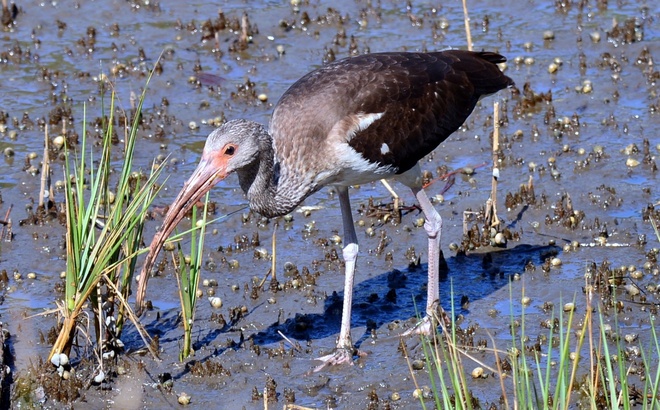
[0,0,658,408]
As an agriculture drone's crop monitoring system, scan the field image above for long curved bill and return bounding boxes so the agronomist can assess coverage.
[135,154,228,315]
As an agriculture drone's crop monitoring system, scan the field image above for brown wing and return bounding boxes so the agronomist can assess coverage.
[270,50,513,188]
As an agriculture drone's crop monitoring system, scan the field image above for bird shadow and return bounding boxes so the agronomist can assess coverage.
[120,242,559,371]
[249,243,560,349]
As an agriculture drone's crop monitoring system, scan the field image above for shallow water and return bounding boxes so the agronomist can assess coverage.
[1,0,659,408]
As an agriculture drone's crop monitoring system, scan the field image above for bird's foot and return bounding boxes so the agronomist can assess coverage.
[311,346,367,373]
[402,308,450,337]
[402,315,435,336]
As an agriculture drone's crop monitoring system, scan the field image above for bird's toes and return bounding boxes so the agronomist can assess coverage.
[312,346,362,372]
[402,306,451,337]
[402,316,434,337]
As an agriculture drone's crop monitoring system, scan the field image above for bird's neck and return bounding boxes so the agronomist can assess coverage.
[235,123,306,218]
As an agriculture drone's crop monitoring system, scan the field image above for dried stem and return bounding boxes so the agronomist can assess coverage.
[380,179,401,224]
[49,315,78,361]
[39,126,50,208]
[462,0,473,51]
[486,329,510,410]
[0,205,12,241]
[240,13,249,45]
[485,101,500,229]
[103,275,158,359]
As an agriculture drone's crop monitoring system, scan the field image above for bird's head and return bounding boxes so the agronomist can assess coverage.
[138,119,265,303]
[160,120,263,232]
[201,119,265,180]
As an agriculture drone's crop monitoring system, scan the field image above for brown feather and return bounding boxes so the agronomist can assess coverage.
[271,50,513,189]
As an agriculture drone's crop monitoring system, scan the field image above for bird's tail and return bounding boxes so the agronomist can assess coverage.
[450,50,515,96]
[476,51,515,95]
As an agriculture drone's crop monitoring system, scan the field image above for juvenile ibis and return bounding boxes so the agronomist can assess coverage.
[136,50,513,366]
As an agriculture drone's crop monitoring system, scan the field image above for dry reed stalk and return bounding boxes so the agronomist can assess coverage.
[462,0,473,51]
[39,126,50,208]
[485,101,501,229]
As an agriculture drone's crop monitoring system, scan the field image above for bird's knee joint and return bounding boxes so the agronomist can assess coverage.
[423,217,442,238]
[343,243,359,261]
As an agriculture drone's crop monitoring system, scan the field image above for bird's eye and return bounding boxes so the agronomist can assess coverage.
[224,145,236,156]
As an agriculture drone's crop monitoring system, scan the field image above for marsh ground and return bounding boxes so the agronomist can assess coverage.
[0,0,658,408]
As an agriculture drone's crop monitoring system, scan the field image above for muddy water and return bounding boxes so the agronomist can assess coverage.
[1,0,659,408]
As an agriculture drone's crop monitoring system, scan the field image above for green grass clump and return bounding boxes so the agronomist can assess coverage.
[404,284,480,410]
[409,280,660,409]
[175,193,210,360]
[51,79,162,363]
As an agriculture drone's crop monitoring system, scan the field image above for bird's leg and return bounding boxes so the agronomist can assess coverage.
[403,186,444,336]
[269,221,279,290]
[314,185,363,370]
